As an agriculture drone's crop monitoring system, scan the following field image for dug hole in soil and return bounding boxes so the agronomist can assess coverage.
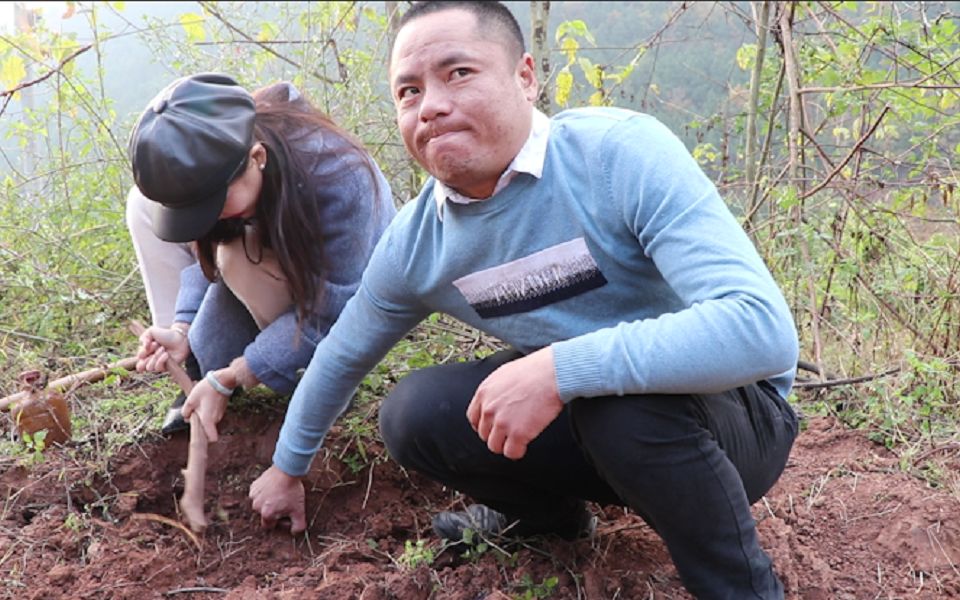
[2,392,960,599]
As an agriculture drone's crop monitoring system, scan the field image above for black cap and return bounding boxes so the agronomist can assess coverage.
[128,73,255,243]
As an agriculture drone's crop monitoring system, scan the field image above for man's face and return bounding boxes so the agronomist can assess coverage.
[389,9,538,199]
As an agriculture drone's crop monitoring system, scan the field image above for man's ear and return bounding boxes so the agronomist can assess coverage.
[517,53,539,103]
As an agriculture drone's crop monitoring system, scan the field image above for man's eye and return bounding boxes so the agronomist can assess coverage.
[398,86,420,100]
[452,68,470,79]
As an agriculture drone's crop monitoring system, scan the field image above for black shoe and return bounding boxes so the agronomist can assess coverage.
[432,504,508,542]
[160,354,200,435]
[184,352,201,380]
[432,503,597,543]
[160,391,189,435]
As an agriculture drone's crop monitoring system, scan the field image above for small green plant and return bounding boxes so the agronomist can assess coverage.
[62,512,84,533]
[21,430,47,464]
[397,539,435,570]
[458,527,491,561]
[514,574,559,599]
[337,408,382,474]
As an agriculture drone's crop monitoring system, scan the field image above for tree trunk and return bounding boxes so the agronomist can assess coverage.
[530,1,551,114]
[778,2,826,381]
[385,2,401,55]
[778,2,803,190]
[745,1,771,199]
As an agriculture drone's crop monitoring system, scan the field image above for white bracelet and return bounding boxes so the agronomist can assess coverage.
[205,371,235,396]
[171,324,189,338]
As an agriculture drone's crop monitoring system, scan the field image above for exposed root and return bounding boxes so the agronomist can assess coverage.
[131,512,202,551]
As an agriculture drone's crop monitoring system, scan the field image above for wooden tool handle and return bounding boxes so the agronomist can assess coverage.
[179,413,209,533]
[128,320,208,533]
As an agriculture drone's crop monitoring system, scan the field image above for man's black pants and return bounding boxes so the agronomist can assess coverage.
[379,349,798,600]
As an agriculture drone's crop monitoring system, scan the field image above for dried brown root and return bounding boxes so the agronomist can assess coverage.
[131,512,202,551]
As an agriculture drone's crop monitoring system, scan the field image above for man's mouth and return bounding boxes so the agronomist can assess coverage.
[421,127,464,146]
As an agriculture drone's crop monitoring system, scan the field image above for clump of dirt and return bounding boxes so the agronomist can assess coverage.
[2,401,959,599]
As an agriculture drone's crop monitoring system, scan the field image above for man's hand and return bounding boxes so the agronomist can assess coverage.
[181,374,229,442]
[136,324,190,373]
[466,346,564,460]
[250,465,307,534]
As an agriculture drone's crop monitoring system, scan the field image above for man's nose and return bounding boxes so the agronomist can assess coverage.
[418,84,452,121]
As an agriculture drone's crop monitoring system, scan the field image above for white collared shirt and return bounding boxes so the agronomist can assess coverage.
[433,109,551,220]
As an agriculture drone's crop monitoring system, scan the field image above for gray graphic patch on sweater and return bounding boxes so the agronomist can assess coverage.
[453,238,607,318]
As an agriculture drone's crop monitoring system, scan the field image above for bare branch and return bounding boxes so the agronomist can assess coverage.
[793,366,901,389]
[800,81,960,94]
[800,105,891,199]
[0,44,92,98]
[197,1,338,85]
[0,44,93,121]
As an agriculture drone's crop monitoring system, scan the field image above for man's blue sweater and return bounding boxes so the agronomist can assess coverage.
[274,107,799,477]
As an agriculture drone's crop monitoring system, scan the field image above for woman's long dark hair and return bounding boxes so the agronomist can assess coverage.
[195,83,380,329]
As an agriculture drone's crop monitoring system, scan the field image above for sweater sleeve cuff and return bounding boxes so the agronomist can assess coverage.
[173,263,207,324]
[173,310,197,325]
[272,443,313,478]
[551,337,607,403]
[244,342,298,394]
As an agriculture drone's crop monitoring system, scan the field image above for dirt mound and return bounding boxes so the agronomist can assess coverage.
[2,408,959,599]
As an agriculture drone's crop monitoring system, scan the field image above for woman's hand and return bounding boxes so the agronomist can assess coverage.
[180,359,259,443]
[181,370,231,442]
[136,323,190,373]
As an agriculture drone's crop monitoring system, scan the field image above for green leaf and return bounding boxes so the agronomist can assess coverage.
[560,36,579,64]
[578,57,602,88]
[777,186,799,210]
[555,19,594,44]
[940,92,957,111]
[736,44,757,71]
[1,54,26,89]
[258,21,279,42]
[607,64,635,85]
[342,4,358,32]
[179,12,206,44]
[832,126,850,141]
[554,68,573,107]
[692,142,718,165]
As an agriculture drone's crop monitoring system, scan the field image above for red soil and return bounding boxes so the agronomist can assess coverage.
[2,403,959,599]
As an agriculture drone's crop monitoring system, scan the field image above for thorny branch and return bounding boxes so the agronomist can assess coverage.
[800,105,891,200]
[0,43,93,119]
[197,1,339,85]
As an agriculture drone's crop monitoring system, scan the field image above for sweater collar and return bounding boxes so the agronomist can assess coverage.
[433,109,550,220]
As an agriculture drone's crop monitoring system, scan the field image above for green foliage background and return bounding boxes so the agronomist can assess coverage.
[0,1,958,466]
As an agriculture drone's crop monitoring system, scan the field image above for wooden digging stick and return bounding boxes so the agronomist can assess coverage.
[128,321,209,534]
[0,356,139,412]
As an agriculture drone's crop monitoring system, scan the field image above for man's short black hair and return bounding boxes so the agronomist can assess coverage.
[394,1,526,59]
